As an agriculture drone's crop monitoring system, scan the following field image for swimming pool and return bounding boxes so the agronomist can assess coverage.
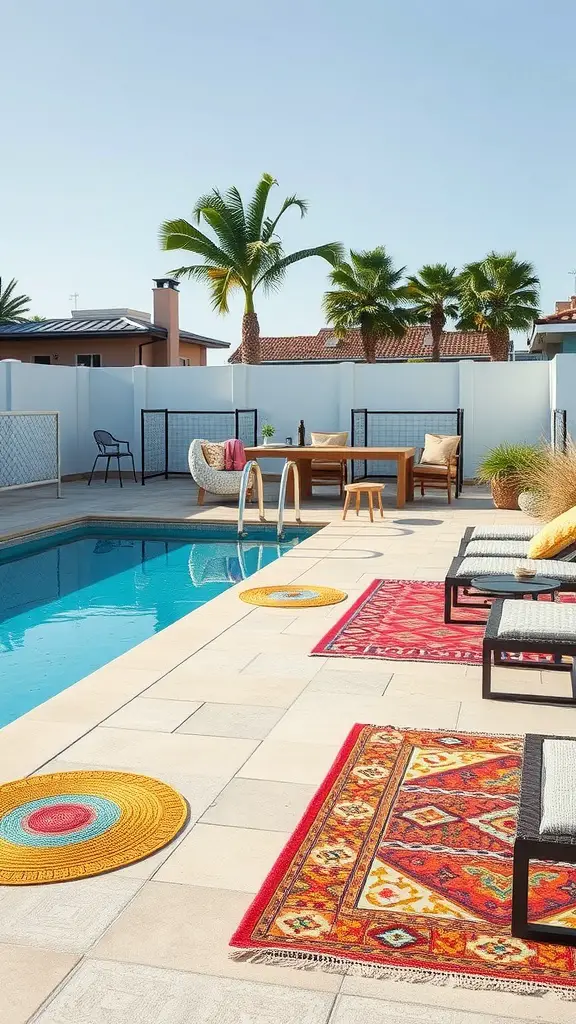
[0,521,314,729]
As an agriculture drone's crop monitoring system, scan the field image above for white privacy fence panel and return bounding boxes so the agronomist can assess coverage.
[0,358,570,484]
[0,412,61,496]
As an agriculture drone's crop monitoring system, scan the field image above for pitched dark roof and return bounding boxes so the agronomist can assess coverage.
[229,326,490,363]
[0,317,229,348]
[0,316,160,337]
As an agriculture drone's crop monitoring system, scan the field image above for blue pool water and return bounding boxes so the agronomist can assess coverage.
[0,523,312,728]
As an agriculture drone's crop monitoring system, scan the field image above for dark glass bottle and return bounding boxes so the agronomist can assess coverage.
[298,420,306,446]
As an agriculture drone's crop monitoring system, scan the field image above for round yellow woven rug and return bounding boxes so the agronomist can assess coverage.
[239,585,347,608]
[0,771,188,885]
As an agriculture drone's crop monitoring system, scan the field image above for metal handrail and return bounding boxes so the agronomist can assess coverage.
[237,461,265,536]
[277,460,301,540]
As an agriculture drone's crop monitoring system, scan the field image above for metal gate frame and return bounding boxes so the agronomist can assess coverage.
[140,408,258,484]
[350,408,464,497]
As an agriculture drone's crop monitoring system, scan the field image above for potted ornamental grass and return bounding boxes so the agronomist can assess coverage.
[261,423,276,446]
[477,443,543,510]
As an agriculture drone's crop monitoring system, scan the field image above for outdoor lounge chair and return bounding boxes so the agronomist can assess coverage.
[188,439,251,506]
[444,555,576,623]
[457,525,576,560]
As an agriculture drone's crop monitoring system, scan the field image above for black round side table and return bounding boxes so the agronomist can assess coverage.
[470,575,562,601]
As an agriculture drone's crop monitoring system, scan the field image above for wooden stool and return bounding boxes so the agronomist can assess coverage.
[342,482,384,522]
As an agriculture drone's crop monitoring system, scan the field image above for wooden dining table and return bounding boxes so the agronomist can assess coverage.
[244,446,416,508]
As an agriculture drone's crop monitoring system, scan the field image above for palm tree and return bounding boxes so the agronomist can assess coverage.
[0,277,31,323]
[323,247,409,363]
[160,173,343,364]
[458,252,540,362]
[405,264,460,362]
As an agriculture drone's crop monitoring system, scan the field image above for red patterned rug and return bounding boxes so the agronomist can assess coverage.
[230,725,576,996]
[311,578,574,664]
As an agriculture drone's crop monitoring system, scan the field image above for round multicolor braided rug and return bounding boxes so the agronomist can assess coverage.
[0,771,188,885]
[239,585,347,608]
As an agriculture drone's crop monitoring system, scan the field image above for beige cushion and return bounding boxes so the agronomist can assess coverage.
[413,463,456,478]
[310,431,348,447]
[420,433,460,466]
[201,441,225,470]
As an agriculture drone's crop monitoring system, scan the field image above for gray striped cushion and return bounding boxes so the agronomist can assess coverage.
[470,525,539,540]
[497,600,576,640]
[455,557,576,580]
[465,540,530,557]
[540,740,576,836]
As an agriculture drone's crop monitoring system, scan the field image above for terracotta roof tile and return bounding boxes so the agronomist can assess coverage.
[229,326,490,363]
[536,308,576,325]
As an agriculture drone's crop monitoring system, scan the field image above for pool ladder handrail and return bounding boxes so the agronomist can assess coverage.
[277,460,301,540]
[237,461,265,537]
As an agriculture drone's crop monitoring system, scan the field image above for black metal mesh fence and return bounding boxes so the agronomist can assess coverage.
[351,408,464,495]
[552,409,567,453]
[141,409,257,482]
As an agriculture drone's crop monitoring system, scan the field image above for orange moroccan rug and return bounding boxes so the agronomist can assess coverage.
[230,725,576,997]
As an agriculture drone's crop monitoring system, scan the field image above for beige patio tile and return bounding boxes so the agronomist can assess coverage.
[330,992,546,1024]
[0,875,143,953]
[206,630,314,654]
[155,823,288,890]
[166,648,260,675]
[177,702,283,739]
[143,671,309,707]
[457,699,576,735]
[33,962,336,1024]
[267,692,460,744]
[340,975,573,1023]
[92,883,342,991]
[60,726,258,777]
[0,945,78,1024]
[200,777,316,831]
[101,697,203,732]
[0,719,93,783]
[384,673,480,701]
[238,738,341,784]
[307,668,392,696]
[241,652,324,681]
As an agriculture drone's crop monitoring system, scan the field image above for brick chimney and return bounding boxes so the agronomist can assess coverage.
[555,300,571,313]
[152,278,180,366]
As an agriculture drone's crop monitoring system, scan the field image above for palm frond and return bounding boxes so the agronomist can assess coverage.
[262,195,309,242]
[256,242,344,290]
[0,277,31,323]
[246,173,277,241]
[159,219,237,270]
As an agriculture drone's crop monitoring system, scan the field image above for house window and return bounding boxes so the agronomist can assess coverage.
[179,357,191,366]
[76,354,102,367]
[32,355,51,364]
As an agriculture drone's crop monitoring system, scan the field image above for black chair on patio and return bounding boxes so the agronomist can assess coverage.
[88,430,137,487]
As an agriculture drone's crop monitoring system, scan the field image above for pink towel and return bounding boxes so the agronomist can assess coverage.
[224,438,247,471]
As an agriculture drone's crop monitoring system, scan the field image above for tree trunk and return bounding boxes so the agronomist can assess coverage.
[486,329,510,362]
[430,310,445,363]
[361,326,377,363]
[242,310,261,364]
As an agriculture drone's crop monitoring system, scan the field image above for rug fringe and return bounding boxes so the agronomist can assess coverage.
[229,948,576,1000]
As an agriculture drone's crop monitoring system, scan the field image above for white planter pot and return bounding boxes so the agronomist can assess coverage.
[262,437,275,446]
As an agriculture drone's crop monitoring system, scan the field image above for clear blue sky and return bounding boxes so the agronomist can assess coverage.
[2,0,575,363]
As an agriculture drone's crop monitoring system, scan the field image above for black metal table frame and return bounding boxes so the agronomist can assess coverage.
[513,733,576,945]
[482,600,576,705]
[444,555,576,625]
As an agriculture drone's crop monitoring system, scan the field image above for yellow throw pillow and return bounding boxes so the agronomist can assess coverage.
[201,441,225,470]
[310,431,348,446]
[527,506,576,559]
[420,433,460,466]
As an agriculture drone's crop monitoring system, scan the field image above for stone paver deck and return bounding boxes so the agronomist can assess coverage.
[0,479,572,1023]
